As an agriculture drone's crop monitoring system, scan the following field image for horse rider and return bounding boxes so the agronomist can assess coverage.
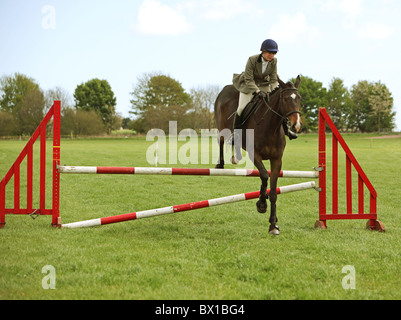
[232,39,298,140]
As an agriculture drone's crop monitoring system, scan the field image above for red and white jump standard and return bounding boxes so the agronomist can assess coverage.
[316,108,384,232]
[0,101,60,228]
[61,181,316,229]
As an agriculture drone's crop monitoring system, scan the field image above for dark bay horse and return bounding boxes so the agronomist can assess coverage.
[214,76,302,235]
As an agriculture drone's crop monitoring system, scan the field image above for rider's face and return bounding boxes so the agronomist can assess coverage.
[262,51,276,62]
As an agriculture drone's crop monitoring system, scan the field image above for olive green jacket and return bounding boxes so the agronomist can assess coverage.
[233,54,278,94]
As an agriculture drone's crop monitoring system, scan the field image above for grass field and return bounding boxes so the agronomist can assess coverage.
[1,132,401,300]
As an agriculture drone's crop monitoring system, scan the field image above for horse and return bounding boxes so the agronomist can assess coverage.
[214,76,302,235]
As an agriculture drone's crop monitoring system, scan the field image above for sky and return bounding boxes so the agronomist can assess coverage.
[1,0,400,130]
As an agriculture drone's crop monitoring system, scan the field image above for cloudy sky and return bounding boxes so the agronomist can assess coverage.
[1,0,400,129]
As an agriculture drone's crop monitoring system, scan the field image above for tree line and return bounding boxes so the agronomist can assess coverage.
[0,73,118,137]
[129,73,396,133]
[294,76,395,133]
[0,72,396,137]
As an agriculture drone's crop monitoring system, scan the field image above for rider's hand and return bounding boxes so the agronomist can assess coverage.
[258,91,268,99]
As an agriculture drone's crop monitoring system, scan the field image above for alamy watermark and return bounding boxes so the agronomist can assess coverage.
[146,121,255,169]
[42,5,56,30]
[42,265,56,289]
[342,265,356,290]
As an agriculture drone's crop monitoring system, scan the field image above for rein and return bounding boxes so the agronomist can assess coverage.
[260,87,301,123]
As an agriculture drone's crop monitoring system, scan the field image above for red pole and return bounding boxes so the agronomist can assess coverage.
[27,142,33,213]
[332,135,338,214]
[358,175,364,214]
[318,108,327,228]
[0,180,5,228]
[62,182,317,229]
[14,164,20,212]
[346,155,352,214]
[52,101,61,226]
[40,124,46,213]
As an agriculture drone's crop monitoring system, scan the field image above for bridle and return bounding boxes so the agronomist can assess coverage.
[261,87,302,123]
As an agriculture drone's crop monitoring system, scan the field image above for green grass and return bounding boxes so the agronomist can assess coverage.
[1,133,401,300]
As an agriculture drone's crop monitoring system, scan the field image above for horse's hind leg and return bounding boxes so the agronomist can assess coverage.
[215,136,225,169]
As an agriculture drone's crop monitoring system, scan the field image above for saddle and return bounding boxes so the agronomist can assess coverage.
[237,94,264,128]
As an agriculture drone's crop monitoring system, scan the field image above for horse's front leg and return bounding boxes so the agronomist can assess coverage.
[268,159,282,235]
[254,158,268,214]
[215,136,225,169]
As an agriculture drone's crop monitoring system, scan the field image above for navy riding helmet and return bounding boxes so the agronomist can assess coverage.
[260,39,278,52]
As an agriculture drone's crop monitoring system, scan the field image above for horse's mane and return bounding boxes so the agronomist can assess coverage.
[269,80,295,97]
[269,86,280,97]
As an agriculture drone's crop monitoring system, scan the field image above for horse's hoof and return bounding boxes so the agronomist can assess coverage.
[256,200,267,214]
[215,163,224,169]
[269,225,280,235]
[231,156,239,165]
[269,228,280,235]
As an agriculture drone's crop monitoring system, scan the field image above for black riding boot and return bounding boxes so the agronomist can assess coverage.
[233,112,242,131]
[282,122,298,140]
[228,112,242,144]
[231,112,243,161]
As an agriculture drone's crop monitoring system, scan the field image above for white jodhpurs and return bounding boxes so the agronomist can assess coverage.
[237,92,254,116]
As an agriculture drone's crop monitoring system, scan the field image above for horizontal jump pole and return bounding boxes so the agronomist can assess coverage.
[58,166,319,179]
[61,181,316,229]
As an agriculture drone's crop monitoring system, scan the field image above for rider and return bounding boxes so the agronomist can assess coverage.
[232,39,298,140]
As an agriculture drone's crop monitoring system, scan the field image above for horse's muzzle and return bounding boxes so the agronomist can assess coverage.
[287,113,302,133]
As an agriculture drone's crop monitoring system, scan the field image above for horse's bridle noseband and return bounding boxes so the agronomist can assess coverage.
[262,87,302,122]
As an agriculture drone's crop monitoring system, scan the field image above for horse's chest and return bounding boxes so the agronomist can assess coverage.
[258,142,285,160]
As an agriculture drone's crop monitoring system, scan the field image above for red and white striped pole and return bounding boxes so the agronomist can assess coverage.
[61,181,316,229]
[58,166,319,179]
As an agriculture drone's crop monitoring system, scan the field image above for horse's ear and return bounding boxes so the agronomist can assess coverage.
[277,76,286,88]
[294,75,301,88]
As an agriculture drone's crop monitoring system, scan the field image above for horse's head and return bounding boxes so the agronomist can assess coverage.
[277,75,302,134]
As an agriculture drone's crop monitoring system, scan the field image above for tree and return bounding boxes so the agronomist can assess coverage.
[74,110,106,136]
[291,75,327,131]
[189,85,220,130]
[0,73,44,135]
[327,78,351,131]
[18,89,45,135]
[349,81,371,132]
[122,117,131,129]
[130,72,191,133]
[368,82,394,133]
[60,108,76,136]
[45,86,73,113]
[0,111,17,136]
[74,79,117,133]
[61,108,106,136]
[0,73,40,113]
[350,80,395,132]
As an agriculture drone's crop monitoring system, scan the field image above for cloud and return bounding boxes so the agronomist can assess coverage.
[178,0,260,21]
[268,12,320,44]
[356,23,393,40]
[321,0,394,40]
[133,0,191,36]
[198,0,258,21]
[133,0,261,36]
[338,0,364,16]
[322,0,364,16]
[322,0,364,29]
